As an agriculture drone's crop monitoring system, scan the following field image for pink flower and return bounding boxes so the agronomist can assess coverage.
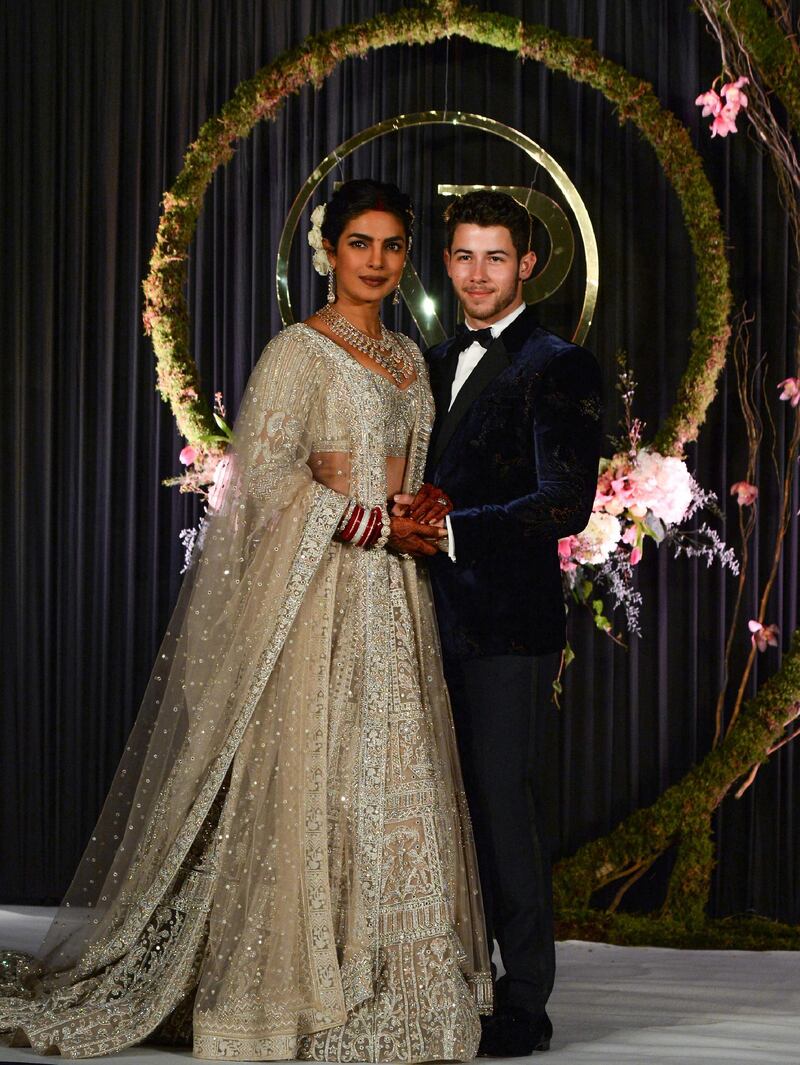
[558,536,579,572]
[697,77,749,138]
[695,89,722,118]
[730,481,759,506]
[621,524,638,546]
[721,76,749,112]
[778,377,800,407]
[630,546,643,566]
[179,445,198,466]
[711,104,739,138]
[749,619,779,652]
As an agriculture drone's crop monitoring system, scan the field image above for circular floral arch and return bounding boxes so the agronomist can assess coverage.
[142,0,731,461]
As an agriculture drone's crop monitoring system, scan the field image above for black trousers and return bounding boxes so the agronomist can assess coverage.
[444,654,556,1016]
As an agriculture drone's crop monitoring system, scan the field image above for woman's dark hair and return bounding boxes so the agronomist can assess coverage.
[321,179,414,248]
[444,189,532,261]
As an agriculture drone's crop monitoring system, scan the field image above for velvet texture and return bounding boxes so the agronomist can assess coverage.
[426,307,603,660]
[2,0,798,922]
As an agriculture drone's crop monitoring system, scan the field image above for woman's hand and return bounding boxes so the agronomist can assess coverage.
[388,516,445,557]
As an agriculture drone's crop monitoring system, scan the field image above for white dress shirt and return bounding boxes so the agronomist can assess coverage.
[443,302,527,561]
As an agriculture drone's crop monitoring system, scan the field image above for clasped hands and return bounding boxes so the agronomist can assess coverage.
[388,483,453,558]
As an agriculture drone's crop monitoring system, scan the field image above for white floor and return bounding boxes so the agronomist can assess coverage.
[1,907,799,1064]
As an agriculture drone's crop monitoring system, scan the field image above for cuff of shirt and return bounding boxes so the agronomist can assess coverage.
[445,513,456,563]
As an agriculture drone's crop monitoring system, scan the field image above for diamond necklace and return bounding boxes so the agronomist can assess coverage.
[317,303,413,386]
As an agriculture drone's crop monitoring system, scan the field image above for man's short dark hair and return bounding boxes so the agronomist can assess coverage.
[444,190,532,261]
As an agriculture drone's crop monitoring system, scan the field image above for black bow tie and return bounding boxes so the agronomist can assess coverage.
[450,323,494,357]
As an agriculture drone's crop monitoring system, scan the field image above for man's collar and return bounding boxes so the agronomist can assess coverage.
[483,301,527,337]
[486,303,538,357]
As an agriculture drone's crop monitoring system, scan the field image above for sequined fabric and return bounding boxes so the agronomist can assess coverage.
[0,325,491,1060]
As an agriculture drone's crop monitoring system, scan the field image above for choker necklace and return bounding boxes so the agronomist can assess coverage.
[317,303,413,385]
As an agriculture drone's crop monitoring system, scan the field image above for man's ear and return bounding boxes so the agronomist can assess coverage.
[443,247,453,277]
[519,250,537,281]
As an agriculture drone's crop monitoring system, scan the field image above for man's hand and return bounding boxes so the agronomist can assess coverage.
[392,484,453,524]
[388,515,445,558]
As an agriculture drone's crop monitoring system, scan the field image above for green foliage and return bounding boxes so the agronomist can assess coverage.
[556,910,800,950]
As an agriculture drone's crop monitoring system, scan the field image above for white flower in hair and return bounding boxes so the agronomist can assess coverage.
[308,203,331,275]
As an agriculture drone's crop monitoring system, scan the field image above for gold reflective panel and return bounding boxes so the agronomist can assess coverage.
[276,111,599,348]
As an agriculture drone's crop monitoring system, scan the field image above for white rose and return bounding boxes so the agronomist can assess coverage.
[310,204,326,226]
[307,227,323,250]
[573,511,622,565]
[313,248,331,276]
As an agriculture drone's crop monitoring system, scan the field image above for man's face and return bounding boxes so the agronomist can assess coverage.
[444,223,536,326]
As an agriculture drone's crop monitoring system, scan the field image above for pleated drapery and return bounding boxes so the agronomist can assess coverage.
[2,0,798,921]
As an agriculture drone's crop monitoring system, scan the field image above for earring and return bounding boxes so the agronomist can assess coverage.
[327,269,336,304]
[392,286,401,306]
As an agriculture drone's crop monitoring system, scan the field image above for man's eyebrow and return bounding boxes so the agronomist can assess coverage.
[452,247,509,255]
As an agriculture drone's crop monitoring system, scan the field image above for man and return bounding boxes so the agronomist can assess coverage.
[397,191,602,1055]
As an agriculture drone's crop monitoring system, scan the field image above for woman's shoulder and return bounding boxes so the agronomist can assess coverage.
[256,322,334,367]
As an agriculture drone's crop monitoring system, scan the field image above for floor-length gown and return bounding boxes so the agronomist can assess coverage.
[0,324,492,1061]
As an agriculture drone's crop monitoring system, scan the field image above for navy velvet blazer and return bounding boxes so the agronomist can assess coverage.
[424,304,603,661]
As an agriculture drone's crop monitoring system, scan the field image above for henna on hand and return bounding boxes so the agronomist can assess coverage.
[409,482,453,525]
[387,516,443,557]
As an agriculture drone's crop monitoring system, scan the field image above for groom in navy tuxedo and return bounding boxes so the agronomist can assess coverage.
[398,191,602,1055]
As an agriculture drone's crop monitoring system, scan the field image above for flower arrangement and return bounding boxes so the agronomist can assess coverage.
[557,358,738,650]
[164,391,233,499]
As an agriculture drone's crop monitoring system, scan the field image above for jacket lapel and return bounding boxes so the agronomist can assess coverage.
[430,305,539,468]
[427,338,461,463]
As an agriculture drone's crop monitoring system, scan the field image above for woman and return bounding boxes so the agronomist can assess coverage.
[0,180,491,1061]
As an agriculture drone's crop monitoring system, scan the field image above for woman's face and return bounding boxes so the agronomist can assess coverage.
[326,210,408,305]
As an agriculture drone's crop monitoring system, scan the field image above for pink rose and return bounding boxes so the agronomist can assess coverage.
[630,546,643,566]
[179,445,198,466]
[778,377,800,407]
[729,481,759,506]
[748,619,779,652]
[558,536,579,572]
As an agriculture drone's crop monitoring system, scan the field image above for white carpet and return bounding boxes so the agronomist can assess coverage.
[1,907,798,1064]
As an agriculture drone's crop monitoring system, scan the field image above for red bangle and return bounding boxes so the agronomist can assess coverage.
[357,506,379,547]
[363,506,383,548]
[339,502,363,543]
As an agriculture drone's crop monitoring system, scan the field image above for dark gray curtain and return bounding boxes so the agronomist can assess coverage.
[2,0,798,921]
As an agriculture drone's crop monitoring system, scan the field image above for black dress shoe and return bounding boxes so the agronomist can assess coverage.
[478,1007,552,1056]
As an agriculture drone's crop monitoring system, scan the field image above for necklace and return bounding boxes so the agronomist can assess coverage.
[317,303,413,385]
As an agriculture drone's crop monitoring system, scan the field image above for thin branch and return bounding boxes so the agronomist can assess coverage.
[735,761,761,798]
[607,854,659,913]
[713,311,762,746]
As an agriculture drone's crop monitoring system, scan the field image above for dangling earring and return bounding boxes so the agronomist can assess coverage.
[327,268,336,304]
[392,286,401,306]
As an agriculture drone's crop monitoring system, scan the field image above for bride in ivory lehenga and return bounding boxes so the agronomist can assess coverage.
[0,179,492,1061]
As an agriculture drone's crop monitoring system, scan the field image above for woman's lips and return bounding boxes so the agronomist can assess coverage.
[360,276,388,287]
